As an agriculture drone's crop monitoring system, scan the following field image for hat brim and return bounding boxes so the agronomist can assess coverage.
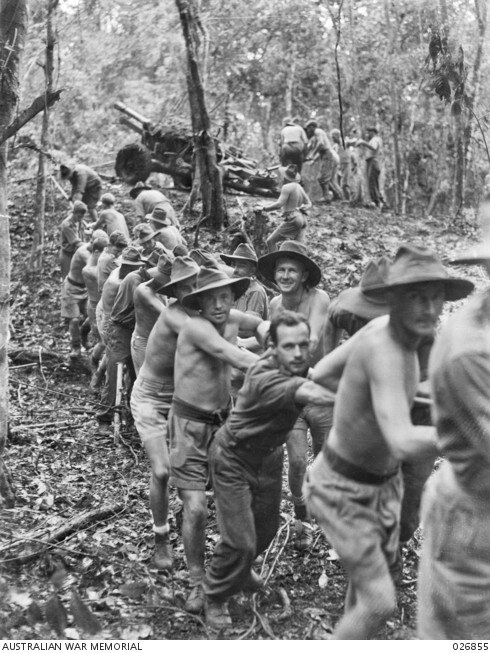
[182,277,250,310]
[120,259,146,266]
[160,270,199,299]
[138,232,155,245]
[284,173,301,182]
[336,287,389,320]
[220,253,258,265]
[258,251,321,287]
[148,267,171,285]
[364,276,474,302]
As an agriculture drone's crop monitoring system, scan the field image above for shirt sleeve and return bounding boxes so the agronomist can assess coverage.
[253,369,305,412]
[71,168,88,196]
[433,353,490,461]
[244,289,268,319]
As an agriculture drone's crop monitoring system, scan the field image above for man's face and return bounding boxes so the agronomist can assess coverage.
[233,260,256,278]
[389,282,445,338]
[274,257,308,294]
[199,286,233,326]
[174,276,197,304]
[273,323,311,375]
[73,211,85,223]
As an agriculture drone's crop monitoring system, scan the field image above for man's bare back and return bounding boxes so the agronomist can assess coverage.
[139,301,191,383]
[133,282,166,339]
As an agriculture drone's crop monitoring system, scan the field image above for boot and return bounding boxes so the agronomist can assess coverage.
[294,519,313,551]
[153,532,172,571]
[205,597,232,630]
[185,584,205,614]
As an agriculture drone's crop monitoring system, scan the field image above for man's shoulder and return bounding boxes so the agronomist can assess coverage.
[308,287,329,303]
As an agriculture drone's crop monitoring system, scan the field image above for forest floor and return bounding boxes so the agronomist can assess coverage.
[1,176,487,641]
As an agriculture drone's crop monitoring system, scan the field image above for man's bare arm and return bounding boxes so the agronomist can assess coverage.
[312,316,389,390]
[369,348,437,461]
[294,380,335,406]
[188,318,259,371]
[308,291,330,353]
[135,285,166,314]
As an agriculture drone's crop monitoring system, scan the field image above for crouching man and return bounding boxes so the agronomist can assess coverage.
[203,311,334,629]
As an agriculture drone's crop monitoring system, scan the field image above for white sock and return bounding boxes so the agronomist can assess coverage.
[153,523,169,536]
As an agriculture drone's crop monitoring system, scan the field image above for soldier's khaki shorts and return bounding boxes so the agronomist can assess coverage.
[418,460,490,639]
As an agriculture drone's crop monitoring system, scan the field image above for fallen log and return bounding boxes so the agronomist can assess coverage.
[0,502,126,564]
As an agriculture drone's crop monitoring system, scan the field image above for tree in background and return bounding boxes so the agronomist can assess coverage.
[175,0,225,230]
[0,0,29,507]
[29,0,59,272]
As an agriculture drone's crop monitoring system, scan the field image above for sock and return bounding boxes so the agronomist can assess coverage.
[153,523,169,536]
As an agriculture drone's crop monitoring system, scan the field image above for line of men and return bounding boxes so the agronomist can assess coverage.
[279,116,386,208]
[60,179,490,638]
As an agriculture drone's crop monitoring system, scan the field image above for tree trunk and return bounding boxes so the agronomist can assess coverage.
[463,0,487,176]
[175,0,225,231]
[29,0,58,272]
[384,0,401,213]
[0,0,29,508]
[284,55,295,117]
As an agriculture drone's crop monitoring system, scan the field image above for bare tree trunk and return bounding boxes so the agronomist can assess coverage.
[464,0,487,176]
[347,0,362,132]
[384,0,401,213]
[29,0,58,272]
[0,0,29,508]
[260,98,273,156]
[175,0,224,231]
[284,55,295,117]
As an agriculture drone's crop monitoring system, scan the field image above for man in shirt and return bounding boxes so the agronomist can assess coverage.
[59,200,87,277]
[130,256,200,572]
[280,116,308,172]
[305,119,341,203]
[356,127,385,208]
[261,164,312,252]
[60,163,102,222]
[305,245,473,639]
[258,241,330,548]
[418,198,490,639]
[90,193,129,239]
[203,311,334,629]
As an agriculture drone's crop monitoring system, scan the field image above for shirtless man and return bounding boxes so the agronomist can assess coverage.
[96,230,128,292]
[59,200,87,278]
[129,181,178,226]
[131,255,171,375]
[147,206,186,251]
[280,116,308,172]
[261,164,312,252]
[169,266,269,613]
[130,256,200,571]
[90,193,129,239]
[258,240,330,549]
[304,245,473,639]
[81,231,110,385]
[61,237,91,358]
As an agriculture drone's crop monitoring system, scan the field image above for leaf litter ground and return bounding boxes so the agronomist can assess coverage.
[1,180,487,640]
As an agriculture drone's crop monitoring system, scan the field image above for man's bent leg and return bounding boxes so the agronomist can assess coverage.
[286,415,313,550]
[180,488,208,612]
[305,453,401,639]
[205,440,257,601]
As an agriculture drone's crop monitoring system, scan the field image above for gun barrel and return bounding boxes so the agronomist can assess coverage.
[113,102,151,127]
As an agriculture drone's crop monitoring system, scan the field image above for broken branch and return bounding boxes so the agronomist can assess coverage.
[0,89,64,145]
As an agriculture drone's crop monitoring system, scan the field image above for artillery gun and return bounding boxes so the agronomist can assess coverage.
[114,102,280,197]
